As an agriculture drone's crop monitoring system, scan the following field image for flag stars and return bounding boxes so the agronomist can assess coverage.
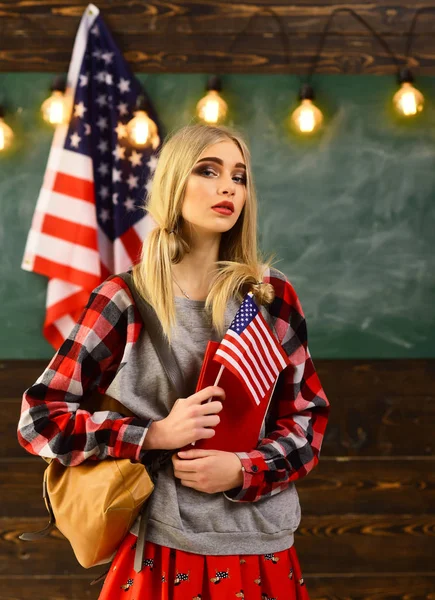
[117,102,128,116]
[124,197,136,212]
[115,122,127,139]
[96,94,108,107]
[101,51,114,65]
[99,186,109,200]
[92,49,102,59]
[96,116,108,131]
[69,132,81,148]
[147,155,158,172]
[98,163,109,177]
[94,71,107,84]
[79,73,89,87]
[128,150,142,167]
[105,73,114,86]
[113,168,122,183]
[91,25,100,36]
[74,101,87,118]
[112,193,119,205]
[99,208,110,223]
[112,144,126,161]
[97,140,109,154]
[84,123,91,136]
[127,174,139,190]
[118,78,131,94]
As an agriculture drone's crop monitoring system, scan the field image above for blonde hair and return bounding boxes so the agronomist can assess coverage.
[133,123,278,344]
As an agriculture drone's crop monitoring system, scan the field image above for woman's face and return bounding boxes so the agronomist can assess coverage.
[181,140,247,236]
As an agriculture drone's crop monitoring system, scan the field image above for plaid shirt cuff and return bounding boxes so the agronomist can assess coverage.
[109,418,153,462]
[223,452,274,502]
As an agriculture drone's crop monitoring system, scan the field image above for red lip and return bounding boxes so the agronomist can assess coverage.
[211,201,234,212]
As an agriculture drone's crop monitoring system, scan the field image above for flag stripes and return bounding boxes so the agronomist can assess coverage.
[214,292,291,407]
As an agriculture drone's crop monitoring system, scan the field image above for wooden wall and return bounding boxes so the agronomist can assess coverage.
[2,359,435,599]
[1,1,435,74]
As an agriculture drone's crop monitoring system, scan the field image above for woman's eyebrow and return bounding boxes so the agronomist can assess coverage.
[196,157,246,170]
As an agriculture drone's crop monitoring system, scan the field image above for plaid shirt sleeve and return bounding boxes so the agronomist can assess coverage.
[17,276,152,466]
[224,269,330,503]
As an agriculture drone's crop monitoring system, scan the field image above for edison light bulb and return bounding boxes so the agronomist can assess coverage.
[393,82,424,116]
[41,90,69,125]
[197,90,228,124]
[0,116,13,151]
[126,110,160,149]
[291,99,323,134]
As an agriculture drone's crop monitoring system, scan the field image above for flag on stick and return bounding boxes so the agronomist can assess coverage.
[22,3,161,349]
[213,292,291,407]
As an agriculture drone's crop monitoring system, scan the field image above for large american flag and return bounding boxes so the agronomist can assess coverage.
[213,292,291,407]
[22,3,161,349]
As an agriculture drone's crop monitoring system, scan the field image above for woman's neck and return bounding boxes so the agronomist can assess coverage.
[171,239,220,300]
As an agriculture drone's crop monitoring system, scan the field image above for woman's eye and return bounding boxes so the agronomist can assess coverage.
[201,168,217,177]
[197,167,246,184]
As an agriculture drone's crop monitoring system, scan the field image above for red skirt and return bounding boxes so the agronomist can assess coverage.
[99,532,309,600]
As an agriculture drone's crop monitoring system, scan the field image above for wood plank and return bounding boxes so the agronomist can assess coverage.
[321,394,435,456]
[2,3,435,37]
[294,514,435,574]
[2,33,435,74]
[2,1,435,73]
[297,458,435,515]
[2,574,435,600]
[314,359,435,398]
[3,515,435,575]
[0,361,47,398]
[0,576,100,600]
[3,457,435,518]
[305,574,435,599]
[1,400,29,459]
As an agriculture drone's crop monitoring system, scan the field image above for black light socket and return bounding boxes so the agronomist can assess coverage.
[298,83,315,101]
[206,75,222,92]
[50,75,67,93]
[398,67,415,85]
[135,95,149,112]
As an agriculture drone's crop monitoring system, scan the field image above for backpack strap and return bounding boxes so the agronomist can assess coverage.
[117,272,187,399]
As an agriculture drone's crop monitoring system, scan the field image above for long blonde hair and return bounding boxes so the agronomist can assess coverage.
[133,123,278,344]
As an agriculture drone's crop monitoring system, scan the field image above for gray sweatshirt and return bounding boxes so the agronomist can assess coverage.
[105,294,301,555]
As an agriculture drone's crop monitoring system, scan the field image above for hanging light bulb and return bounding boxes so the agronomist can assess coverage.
[41,76,70,125]
[196,76,228,125]
[290,84,323,135]
[393,68,424,117]
[0,105,14,152]
[126,95,160,149]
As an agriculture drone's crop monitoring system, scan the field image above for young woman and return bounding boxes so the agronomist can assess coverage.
[18,124,330,599]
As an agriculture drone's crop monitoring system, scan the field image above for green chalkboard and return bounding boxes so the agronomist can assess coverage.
[1,73,435,359]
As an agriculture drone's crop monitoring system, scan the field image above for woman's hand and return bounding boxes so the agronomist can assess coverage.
[172,449,244,494]
[142,386,225,450]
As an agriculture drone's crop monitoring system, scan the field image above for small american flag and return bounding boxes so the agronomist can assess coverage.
[21,3,161,349]
[213,292,291,407]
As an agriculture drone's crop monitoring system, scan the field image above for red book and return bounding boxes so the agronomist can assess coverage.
[181,340,279,453]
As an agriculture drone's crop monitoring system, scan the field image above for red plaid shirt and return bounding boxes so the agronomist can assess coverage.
[18,269,330,503]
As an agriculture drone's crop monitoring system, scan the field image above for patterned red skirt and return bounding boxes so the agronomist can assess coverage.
[98,532,309,600]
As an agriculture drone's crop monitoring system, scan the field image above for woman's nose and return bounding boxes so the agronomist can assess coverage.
[218,177,236,196]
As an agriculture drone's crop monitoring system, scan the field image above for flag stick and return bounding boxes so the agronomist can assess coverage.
[207,364,225,402]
